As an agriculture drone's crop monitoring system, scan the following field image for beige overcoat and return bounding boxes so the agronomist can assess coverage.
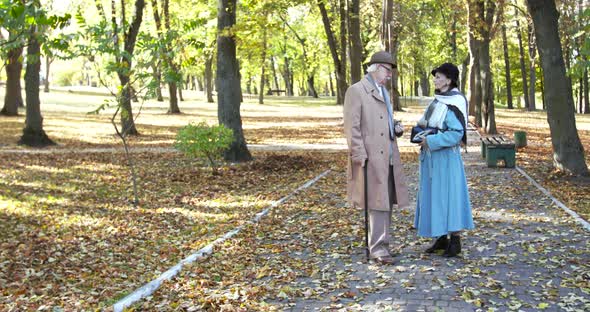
[343,77,410,212]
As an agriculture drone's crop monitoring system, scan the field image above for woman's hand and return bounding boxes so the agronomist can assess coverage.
[418,137,429,149]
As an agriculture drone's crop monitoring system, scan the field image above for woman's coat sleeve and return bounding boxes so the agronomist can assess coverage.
[425,111,464,151]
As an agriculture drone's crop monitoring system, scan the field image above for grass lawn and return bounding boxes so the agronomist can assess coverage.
[0,87,588,309]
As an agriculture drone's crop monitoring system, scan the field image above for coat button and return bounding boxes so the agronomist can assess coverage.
[380,116,383,119]
[381,133,384,136]
[380,151,384,154]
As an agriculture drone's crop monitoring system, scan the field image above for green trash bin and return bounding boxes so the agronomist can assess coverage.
[514,131,527,148]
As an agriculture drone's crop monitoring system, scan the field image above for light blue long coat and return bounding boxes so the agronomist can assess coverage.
[414,110,474,237]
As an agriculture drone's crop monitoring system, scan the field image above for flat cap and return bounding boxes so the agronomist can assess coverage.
[366,51,397,68]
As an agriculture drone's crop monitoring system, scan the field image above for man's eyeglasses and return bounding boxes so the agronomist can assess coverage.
[379,64,393,73]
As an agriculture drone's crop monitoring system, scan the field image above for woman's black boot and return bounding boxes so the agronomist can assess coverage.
[425,235,448,253]
[443,235,461,257]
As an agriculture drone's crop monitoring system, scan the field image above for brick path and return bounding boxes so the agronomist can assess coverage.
[266,135,590,311]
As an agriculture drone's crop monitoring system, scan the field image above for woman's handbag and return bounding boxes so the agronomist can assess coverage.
[411,126,438,143]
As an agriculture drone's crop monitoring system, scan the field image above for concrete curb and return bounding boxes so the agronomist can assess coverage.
[515,167,590,231]
[111,169,331,312]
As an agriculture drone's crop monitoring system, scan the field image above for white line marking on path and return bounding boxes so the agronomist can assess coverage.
[474,131,589,232]
[111,169,331,312]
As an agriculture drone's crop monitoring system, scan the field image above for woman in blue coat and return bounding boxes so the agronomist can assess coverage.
[414,63,474,257]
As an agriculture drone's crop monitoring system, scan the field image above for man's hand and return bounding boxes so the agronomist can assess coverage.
[394,120,404,137]
[351,155,367,166]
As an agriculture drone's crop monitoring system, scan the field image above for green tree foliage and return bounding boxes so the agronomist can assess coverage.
[175,122,234,173]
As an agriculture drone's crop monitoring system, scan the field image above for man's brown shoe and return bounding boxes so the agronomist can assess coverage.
[372,255,395,265]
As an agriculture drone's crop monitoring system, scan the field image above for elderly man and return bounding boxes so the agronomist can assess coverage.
[343,51,410,265]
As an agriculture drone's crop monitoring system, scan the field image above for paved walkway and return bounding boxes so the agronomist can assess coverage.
[258,134,590,311]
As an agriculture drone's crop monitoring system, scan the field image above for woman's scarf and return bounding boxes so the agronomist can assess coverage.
[433,88,468,126]
[417,88,468,144]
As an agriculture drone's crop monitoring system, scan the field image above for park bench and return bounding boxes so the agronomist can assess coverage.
[480,136,516,168]
[267,89,286,95]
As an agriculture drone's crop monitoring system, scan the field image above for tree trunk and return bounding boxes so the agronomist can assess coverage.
[178,80,184,101]
[467,2,481,120]
[1,46,24,116]
[479,38,497,134]
[528,59,536,110]
[318,0,347,104]
[338,0,347,94]
[468,0,499,133]
[217,0,252,162]
[246,74,252,95]
[18,27,55,147]
[118,76,138,135]
[584,80,588,114]
[307,76,318,98]
[399,61,404,96]
[540,67,546,110]
[196,76,203,91]
[270,56,279,90]
[283,57,294,96]
[419,71,429,96]
[526,0,588,175]
[527,23,536,111]
[348,0,362,84]
[329,71,335,96]
[205,54,214,103]
[516,17,530,109]
[468,32,481,123]
[579,79,584,113]
[153,63,164,101]
[381,0,402,111]
[167,82,180,113]
[258,25,267,104]
[460,55,469,95]
[584,68,589,114]
[44,55,52,93]
[502,24,513,109]
[151,0,180,113]
[116,0,145,136]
